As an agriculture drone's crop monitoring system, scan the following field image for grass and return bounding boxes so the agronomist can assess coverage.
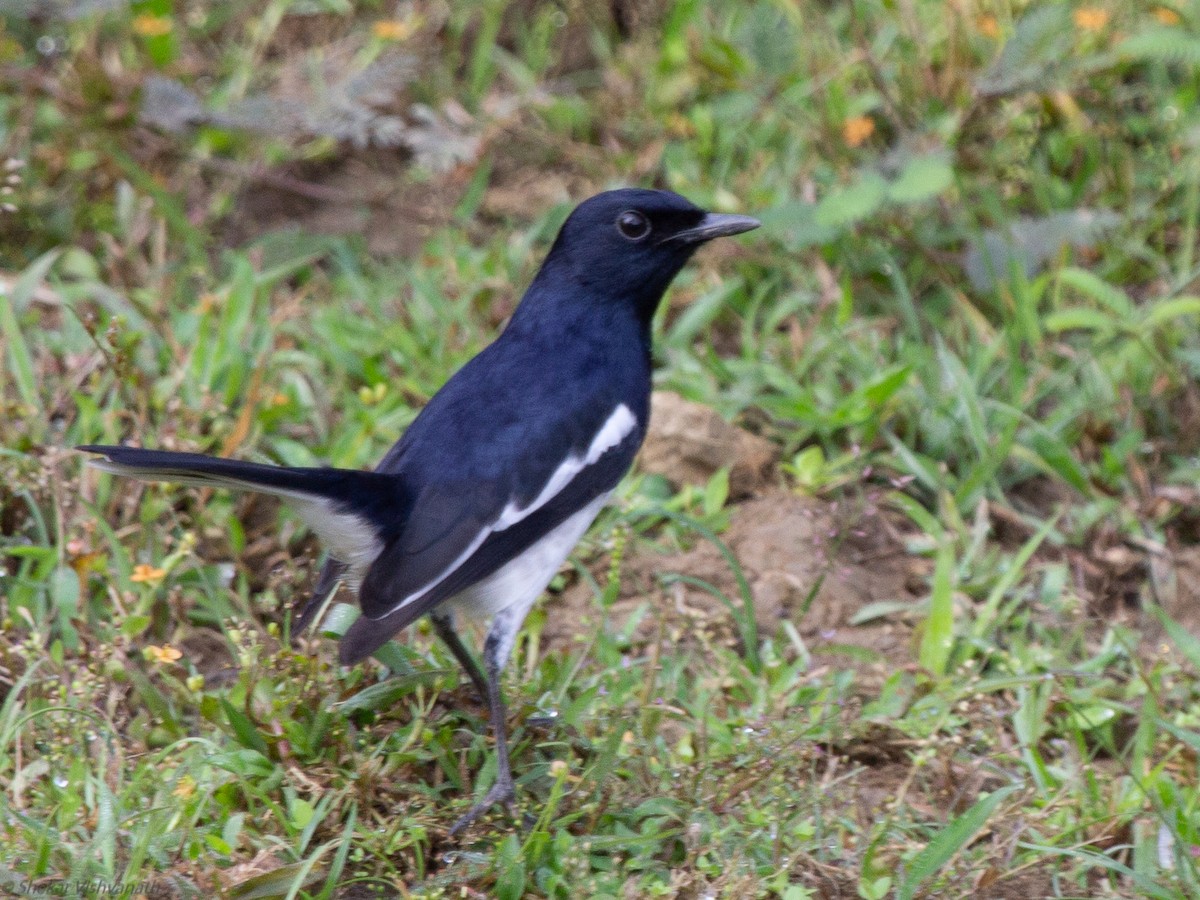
[3,0,1200,896]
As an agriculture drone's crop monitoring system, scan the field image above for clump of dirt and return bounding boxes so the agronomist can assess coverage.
[638,391,779,498]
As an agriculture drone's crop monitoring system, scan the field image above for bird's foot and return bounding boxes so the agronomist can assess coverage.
[449,778,517,836]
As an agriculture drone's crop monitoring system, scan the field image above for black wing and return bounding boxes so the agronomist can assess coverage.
[338,424,639,664]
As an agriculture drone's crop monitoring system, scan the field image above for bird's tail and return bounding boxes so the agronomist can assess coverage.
[78,445,396,583]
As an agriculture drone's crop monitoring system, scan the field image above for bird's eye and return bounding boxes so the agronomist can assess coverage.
[616,210,651,241]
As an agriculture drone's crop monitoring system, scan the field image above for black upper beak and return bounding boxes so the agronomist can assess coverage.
[664,212,761,246]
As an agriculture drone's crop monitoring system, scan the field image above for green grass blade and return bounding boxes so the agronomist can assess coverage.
[971,512,1059,639]
[221,698,269,755]
[898,784,1020,900]
[316,803,357,900]
[0,249,59,410]
[1015,842,1175,900]
[226,861,324,900]
[919,541,956,675]
[1142,295,1200,329]
[1150,604,1200,672]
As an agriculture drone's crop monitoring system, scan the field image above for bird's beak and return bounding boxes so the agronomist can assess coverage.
[664,212,761,245]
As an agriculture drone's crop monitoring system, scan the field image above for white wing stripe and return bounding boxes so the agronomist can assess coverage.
[495,404,636,530]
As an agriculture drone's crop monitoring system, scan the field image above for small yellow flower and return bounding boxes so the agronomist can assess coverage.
[145,644,182,664]
[976,14,1000,38]
[357,383,387,404]
[172,776,196,799]
[1073,7,1109,31]
[130,563,166,585]
[372,20,413,41]
[549,759,569,778]
[272,392,289,406]
[1154,7,1181,25]
[842,115,875,148]
[132,14,172,37]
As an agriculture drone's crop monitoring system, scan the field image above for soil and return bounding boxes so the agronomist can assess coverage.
[543,488,927,683]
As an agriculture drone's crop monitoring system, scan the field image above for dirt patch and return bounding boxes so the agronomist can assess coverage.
[545,489,928,683]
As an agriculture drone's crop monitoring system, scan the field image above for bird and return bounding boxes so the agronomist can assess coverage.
[79,188,759,832]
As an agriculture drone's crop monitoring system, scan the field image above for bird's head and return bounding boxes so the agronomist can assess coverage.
[530,188,759,325]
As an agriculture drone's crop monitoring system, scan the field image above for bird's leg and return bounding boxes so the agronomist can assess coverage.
[429,611,488,704]
[449,624,518,835]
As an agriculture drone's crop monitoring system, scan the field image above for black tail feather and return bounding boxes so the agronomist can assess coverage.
[78,445,406,576]
[78,445,355,500]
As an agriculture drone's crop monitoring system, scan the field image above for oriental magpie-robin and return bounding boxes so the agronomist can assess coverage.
[79,188,759,832]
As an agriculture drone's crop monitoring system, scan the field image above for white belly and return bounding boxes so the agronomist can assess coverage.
[443,492,610,664]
